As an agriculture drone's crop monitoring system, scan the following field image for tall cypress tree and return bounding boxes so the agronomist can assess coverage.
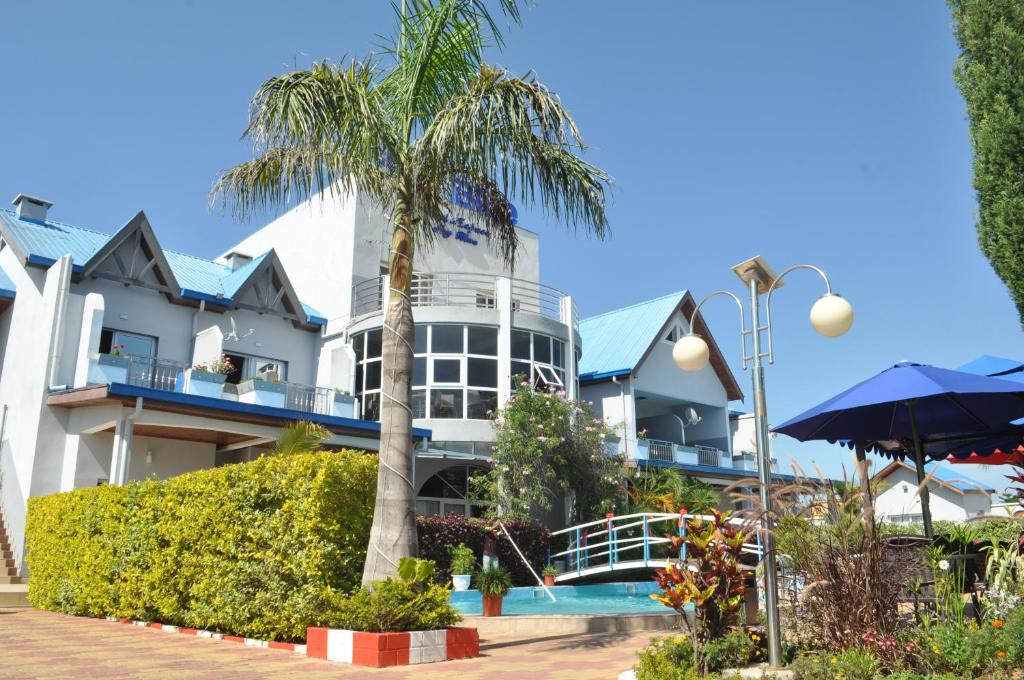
[950,0,1024,325]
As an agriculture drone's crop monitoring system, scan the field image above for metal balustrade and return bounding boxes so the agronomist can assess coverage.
[125,356,185,391]
[696,445,723,467]
[638,439,728,468]
[646,439,675,462]
[351,273,577,325]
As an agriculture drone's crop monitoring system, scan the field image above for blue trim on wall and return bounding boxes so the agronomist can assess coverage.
[306,314,328,327]
[103,382,432,439]
[638,458,800,483]
[0,288,15,300]
[26,253,84,273]
[578,368,632,383]
[179,288,231,306]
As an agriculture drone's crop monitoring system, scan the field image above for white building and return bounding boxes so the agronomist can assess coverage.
[873,460,994,524]
[577,291,787,498]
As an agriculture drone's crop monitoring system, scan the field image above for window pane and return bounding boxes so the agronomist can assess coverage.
[414,325,427,354]
[433,359,461,383]
[363,393,380,421]
[511,330,531,359]
[412,389,426,418]
[439,466,469,496]
[416,500,440,516]
[553,340,564,368]
[352,333,364,362]
[100,328,114,354]
[431,324,464,353]
[444,503,467,517]
[413,357,427,386]
[467,358,497,388]
[511,360,531,390]
[533,334,551,363]
[467,326,498,356]
[467,389,497,419]
[355,363,363,394]
[113,331,157,359]
[365,361,382,391]
[366,329,383,359]
[430,389,463,419]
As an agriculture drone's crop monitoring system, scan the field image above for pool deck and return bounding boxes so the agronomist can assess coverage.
[464,611,681,636]
[0,607,660,679]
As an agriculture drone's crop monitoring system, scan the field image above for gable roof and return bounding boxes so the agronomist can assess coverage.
[578,290,743,401]
[0,207,325,327]
[81,211,180,296]
[873,460,995,495]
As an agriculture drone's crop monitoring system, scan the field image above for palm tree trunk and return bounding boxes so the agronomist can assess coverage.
[362,199,418,586]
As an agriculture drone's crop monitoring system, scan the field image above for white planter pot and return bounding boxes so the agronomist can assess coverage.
[92,355,130,385]
[332,394,356,418]
[237,380,287,409]
[452,575,472,592]
[184,369,227,399]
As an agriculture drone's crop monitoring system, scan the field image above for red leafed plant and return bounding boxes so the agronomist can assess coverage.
[651,509,751,673]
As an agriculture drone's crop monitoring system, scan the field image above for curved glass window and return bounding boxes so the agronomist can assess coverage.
[416,464,487,517]
[351,324,566,421]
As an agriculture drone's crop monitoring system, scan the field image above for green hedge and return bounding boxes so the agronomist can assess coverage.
[26,450,377,641]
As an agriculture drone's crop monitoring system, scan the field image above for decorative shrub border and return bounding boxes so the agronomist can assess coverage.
[306,626,480,667]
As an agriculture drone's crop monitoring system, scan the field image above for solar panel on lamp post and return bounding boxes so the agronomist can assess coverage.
[671,256,853,669]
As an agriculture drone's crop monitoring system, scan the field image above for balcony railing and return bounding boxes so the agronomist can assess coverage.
[87,354,355,419]
[636,438,730,469]
[351,273,578,326]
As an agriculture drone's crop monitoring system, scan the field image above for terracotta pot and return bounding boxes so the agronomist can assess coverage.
[543,575,556,587]
[482,594,503,617]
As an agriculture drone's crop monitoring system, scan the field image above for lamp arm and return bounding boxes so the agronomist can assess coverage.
[764,264,835,364]
[687,290,750,370]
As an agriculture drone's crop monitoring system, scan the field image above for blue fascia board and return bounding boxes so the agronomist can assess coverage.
[179,288,231,306]
[104,382,432,439]
[578,368,632,383]
[306,314,328,327]
[0,288,16,300]
[638,458,800,482]
[26,253,85,273]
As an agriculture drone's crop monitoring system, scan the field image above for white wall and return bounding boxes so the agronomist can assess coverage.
[127,435,216,481]
[632,311,728,407]
[875,467,993,523]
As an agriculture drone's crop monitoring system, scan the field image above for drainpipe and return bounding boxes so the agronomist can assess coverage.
[611,375,627,457]
[115,397,144,485]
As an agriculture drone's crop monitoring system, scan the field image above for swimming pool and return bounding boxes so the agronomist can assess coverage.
[450,582,673,616]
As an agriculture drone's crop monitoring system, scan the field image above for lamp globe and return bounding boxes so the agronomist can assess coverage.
[809,294,854,338]
[673,335,710,372]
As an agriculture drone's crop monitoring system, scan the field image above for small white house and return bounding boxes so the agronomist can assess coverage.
[873,460,994,524]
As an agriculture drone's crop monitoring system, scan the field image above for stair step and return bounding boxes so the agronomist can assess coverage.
[0,575,23,585]
[0,584,29,608]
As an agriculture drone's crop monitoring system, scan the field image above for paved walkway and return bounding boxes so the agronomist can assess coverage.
[0,608,654,679]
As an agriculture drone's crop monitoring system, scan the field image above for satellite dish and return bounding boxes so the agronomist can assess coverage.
[683,407,702,427]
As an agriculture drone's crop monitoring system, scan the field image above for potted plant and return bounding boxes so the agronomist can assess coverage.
[476,565,512,617]
[182,355,233,399]
[542,564,558,588]
[332,388,357,418]
[93,344,130,384]
[237,374,288,408]
[449,543,475,592]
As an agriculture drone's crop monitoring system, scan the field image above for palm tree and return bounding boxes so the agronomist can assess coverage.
[626,467,721,515]
[212,0,611,585]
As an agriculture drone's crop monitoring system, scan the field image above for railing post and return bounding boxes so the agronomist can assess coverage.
[575,527,582,576]
[679,512,688,562]
[643,514,650,565]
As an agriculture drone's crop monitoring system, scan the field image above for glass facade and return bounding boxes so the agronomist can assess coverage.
[351,323,568,421]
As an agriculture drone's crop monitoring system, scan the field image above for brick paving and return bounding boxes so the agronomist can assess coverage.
[0,608,656,679]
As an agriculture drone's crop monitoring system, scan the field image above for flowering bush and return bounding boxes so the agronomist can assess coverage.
[472,383,624,522]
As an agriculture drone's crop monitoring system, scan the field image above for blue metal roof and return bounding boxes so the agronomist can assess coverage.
[925,462,994,493]
[0,208,325,326]
[578,291,686,380]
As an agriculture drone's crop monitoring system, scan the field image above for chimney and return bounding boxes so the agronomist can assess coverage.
[224,251,253,270]
[12,193,53,222]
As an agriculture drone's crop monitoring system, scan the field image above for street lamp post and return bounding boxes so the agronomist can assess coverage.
[672,256,853,668]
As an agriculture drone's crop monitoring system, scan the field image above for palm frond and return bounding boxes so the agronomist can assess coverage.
[274,421,331,456]
[420,65,611,255]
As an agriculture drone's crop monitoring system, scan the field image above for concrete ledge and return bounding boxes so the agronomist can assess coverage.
[0,583,29,608]
[464,612,682,636]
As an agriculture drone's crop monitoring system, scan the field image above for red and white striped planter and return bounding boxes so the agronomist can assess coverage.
[104,617,308,655]
[306,626,480,667]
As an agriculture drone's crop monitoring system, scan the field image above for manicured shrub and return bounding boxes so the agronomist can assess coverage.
[416,514,550,586]
[26,450,378,641]
[633,635,698,680]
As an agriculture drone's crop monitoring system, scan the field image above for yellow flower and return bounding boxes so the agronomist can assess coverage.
[933,646,941,655]
[830,657,838,665]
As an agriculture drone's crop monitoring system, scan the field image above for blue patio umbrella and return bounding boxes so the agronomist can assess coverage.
[773,361,1024,536]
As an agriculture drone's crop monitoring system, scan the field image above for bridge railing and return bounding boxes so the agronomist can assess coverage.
[548,511,764,580]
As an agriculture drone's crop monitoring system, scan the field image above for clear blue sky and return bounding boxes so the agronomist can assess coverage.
[3,2,1021,492]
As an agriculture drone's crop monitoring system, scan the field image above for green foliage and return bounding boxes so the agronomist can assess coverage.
[949,0,1024,324]
[476,565,512,597]
[626,467,720,515]
[26,449,377,641]
[634,635,698,680]
[327,557,460,633]
[702,629,766,673]
[271,421,330,456]
[789,648,878,680]
[473,383,624,522]
[448,543,476,575]
[541,564,558,577]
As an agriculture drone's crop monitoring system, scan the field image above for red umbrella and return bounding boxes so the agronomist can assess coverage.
[948,447,1024,468]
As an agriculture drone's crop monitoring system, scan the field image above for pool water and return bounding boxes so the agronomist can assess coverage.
[450,582,674,616]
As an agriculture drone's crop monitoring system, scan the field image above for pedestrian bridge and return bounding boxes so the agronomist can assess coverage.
[548,511,764,583]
